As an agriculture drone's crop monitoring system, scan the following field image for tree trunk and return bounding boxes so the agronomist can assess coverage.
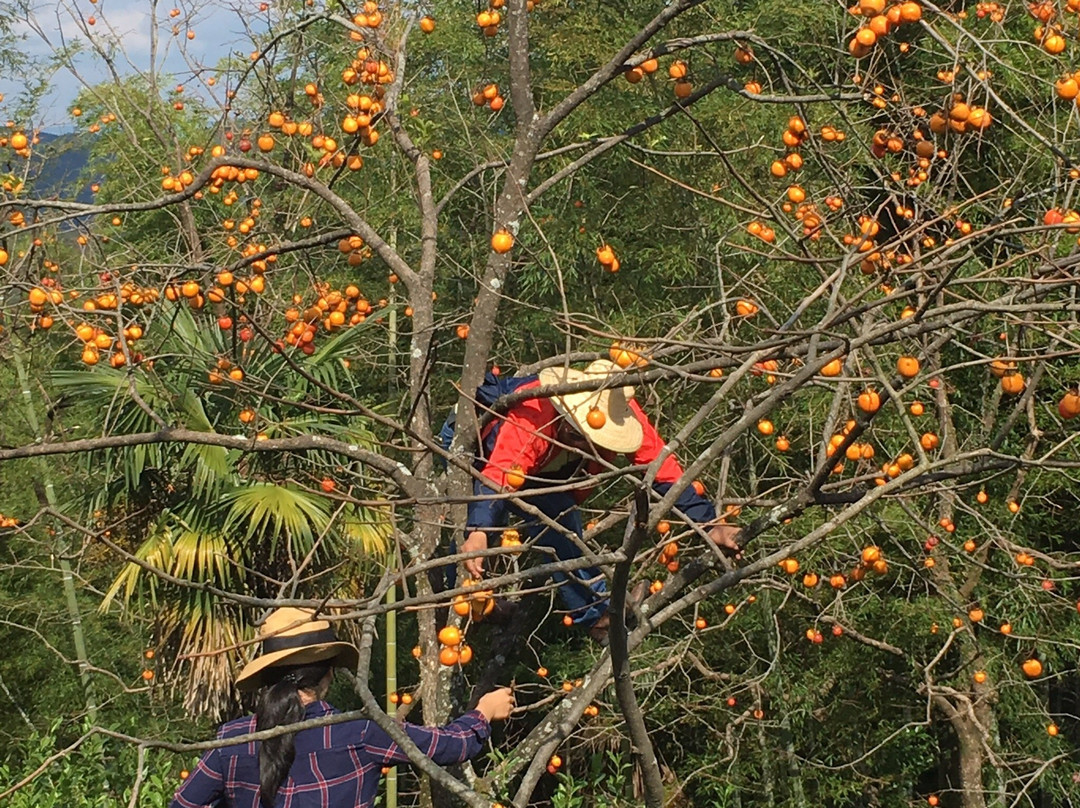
[757,701,776,808]
[954,718,987,808]
[933,694,987,808]
[780,710,807,808]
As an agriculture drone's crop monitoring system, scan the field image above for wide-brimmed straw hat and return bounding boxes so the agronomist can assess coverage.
[537,359,644,454]
[235,607,359,692]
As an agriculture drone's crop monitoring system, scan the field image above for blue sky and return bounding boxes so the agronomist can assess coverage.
[1,0,265,133]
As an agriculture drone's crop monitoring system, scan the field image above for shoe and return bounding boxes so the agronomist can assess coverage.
[588,616,611,646]
[588,581,649,646]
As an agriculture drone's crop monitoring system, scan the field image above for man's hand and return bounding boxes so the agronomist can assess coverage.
[709,523,742,559]
[476,686,515,722]
[462,530,488,578]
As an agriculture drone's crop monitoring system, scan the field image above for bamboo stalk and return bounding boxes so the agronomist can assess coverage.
[0,672,33,729]
[385,581,398,808]
[13,350,99,721]
[385,224,401,808]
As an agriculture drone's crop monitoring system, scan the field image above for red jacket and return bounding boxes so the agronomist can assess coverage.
[466,379,715,531]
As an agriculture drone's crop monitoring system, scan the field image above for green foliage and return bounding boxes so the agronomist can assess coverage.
[549,752,635,808]
[0,722,181,808]
[4,0,1080,805]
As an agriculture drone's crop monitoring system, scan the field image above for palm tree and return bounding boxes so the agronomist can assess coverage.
[61,301,392,718]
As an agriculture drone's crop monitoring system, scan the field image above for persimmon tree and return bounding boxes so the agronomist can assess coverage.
[2,0,1080,806]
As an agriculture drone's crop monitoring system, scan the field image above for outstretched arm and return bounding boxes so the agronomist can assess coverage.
[628,400,741,555]
[365,688,515,766]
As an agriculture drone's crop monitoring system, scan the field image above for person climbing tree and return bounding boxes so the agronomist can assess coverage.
[454,359,741,641]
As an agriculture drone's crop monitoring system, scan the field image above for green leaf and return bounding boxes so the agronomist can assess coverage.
[180,442,233,500]
[222,483,331,558]
[340,504,393,557]
[99,526,175,612]
[170,529,232,585]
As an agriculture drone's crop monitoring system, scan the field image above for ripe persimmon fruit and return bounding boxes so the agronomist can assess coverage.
[505,465,526,490]
[897,355,920,377]
[491,229,514,253]
[586,406,606,429]
[437,626,461,647]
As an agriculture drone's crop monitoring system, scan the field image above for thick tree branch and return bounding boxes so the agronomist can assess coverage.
[609,489,665,807]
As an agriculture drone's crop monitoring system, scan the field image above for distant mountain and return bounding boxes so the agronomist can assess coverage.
[26,132,95,205]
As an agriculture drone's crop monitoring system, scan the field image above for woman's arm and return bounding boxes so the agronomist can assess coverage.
[363,687,514,766]
[627,400,741,553]
[362,711,491,766]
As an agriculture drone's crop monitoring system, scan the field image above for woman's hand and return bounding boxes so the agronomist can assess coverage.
[476,686,515,722]
[462,531,488,578]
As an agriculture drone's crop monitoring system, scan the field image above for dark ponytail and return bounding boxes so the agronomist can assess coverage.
[255,662,332,807]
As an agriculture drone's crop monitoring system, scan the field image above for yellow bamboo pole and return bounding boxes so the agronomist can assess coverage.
[385,580,398,808]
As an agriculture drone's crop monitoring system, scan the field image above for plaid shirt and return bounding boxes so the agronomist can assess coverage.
[170,700,491,808]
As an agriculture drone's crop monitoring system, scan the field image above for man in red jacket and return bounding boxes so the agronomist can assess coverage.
[458,359,739,638]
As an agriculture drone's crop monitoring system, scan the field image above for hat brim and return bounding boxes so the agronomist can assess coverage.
[538,361,643,454]
[235,642,360,692]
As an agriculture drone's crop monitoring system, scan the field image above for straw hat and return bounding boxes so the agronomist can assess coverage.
[537,359,644,454]
[235,607,359,692]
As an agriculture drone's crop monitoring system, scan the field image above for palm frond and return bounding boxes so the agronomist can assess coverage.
[180,442,234,500]
[53,368,171,486]
[99,526,175,612]
[222,483,331,558]
[162,599,246,720]
[291,320,376,395]
[170,530,234,585]
[53,369,160,439]
[176,385,216,431]
[307,317,375,366]
[52,368,157,400]
[159,300,225,359]
[340,504,393,557]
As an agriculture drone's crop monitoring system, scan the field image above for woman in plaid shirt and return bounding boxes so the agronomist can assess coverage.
[171,607,514,808]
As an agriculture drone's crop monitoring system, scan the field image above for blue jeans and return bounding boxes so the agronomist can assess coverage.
[444,490,609,627]
[510,491,609,627]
